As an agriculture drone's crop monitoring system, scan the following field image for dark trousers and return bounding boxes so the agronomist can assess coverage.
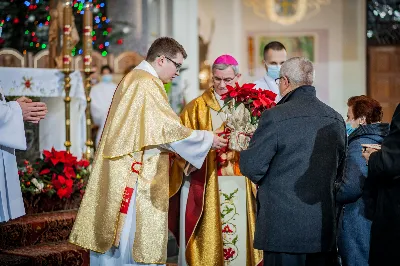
[263,251,337,266]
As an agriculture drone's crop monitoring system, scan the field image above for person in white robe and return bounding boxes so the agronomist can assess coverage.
[0,94,47,222]
[254,41,287,102]
[76,37,228,266]
[90,65,118,147]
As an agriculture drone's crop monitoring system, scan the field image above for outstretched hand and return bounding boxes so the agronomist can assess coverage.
[212,133,228,150]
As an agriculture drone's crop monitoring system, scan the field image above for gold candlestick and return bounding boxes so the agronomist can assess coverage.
[62,0,73,152]
[83,2,94,160]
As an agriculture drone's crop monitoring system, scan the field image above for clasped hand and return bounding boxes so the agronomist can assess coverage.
[16,97,48,123]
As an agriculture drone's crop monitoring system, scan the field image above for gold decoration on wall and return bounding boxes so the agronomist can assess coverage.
[243,0,331,25]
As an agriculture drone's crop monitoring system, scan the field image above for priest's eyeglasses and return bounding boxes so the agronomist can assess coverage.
[159,55,182,72]
[213,76,236,84]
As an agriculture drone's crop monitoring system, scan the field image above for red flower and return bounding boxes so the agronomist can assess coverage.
[222,225,233,233]
[63,166,76,179]
[43,147,77,166]
[24,160,29,166]
[43,149,52,158]
[223,247,236,260]
[77,159,90,168]
[62,152,77,166]
[65,179,73,188]
[39,168,51,175]
[56,186,73,199]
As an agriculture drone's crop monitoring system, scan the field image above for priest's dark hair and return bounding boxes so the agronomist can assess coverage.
[263,41,286,55]
[146,37,187,62]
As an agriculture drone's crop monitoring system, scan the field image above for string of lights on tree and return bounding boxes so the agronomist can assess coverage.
[367,0,400,45]
[0,0,128,56]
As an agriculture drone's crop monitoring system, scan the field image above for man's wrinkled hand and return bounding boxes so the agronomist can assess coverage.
[17,98,48,123]
[212,133,228,150]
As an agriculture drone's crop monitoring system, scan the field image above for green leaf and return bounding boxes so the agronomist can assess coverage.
[232,235,238,245]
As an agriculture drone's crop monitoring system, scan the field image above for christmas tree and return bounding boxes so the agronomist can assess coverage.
[0,0,128,56]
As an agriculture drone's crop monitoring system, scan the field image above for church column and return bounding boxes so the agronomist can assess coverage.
[107,0,149,55]
[172,0,199,102]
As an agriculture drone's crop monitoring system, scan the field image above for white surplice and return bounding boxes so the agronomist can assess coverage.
[90,81,117,147]
[0,92,26,222]
[89,61,213,266]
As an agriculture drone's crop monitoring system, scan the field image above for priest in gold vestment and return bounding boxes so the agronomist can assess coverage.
[69,37,227,266]
[169,55,263,266]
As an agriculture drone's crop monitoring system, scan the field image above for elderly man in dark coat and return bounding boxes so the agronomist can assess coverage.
[239,57,347,266]
[362,104,400,266]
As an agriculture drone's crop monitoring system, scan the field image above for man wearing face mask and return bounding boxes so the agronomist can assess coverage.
[254,41,287,102]
[90,65,117,147]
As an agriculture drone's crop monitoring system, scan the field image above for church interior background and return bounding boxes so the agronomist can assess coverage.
[0,0,399,265]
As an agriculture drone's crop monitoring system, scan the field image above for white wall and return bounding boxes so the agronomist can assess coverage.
[198,0,366,116]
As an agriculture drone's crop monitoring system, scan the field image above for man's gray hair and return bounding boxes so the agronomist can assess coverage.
[280,57,314,87]
[212,64,240,75]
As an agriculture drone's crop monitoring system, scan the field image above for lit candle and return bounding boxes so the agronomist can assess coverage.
[62,0,73,72]
[83,2,93,73]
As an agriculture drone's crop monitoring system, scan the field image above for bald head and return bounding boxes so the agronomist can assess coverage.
[278,57,314,97]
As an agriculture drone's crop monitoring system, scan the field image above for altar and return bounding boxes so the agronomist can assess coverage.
[0,67,86,158]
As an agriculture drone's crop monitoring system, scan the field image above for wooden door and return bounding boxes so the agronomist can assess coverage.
[368,46,400,122]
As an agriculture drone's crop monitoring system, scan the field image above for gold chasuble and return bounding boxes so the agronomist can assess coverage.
[169,87,262,266]
[69,69,192,264]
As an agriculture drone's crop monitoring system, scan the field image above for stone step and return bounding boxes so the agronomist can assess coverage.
[0,210,76,250]
[0,253,31,266]
[1,241,89,266]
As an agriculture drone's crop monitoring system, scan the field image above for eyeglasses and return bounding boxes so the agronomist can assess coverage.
[275,76,289,85]
[159,55,182,72]
[212,76,236,84]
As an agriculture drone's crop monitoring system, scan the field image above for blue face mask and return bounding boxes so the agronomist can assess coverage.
[102,74,113,83]
[346,122,355,136]
[267,65,281,80]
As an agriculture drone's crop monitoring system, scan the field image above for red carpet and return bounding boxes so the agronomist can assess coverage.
[0,210,178,265]
[0,210,89,265]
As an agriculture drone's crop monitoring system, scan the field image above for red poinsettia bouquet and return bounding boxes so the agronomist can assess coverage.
[18,148,90,200]
[219,82,277,151]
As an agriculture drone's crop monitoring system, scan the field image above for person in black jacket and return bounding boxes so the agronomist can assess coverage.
[362,104,400,266]
[240,57,347,266]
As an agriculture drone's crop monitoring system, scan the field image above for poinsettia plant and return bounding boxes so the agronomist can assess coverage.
[219,83,277,151]
[221,82,277,124]
[18,148,91,200]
